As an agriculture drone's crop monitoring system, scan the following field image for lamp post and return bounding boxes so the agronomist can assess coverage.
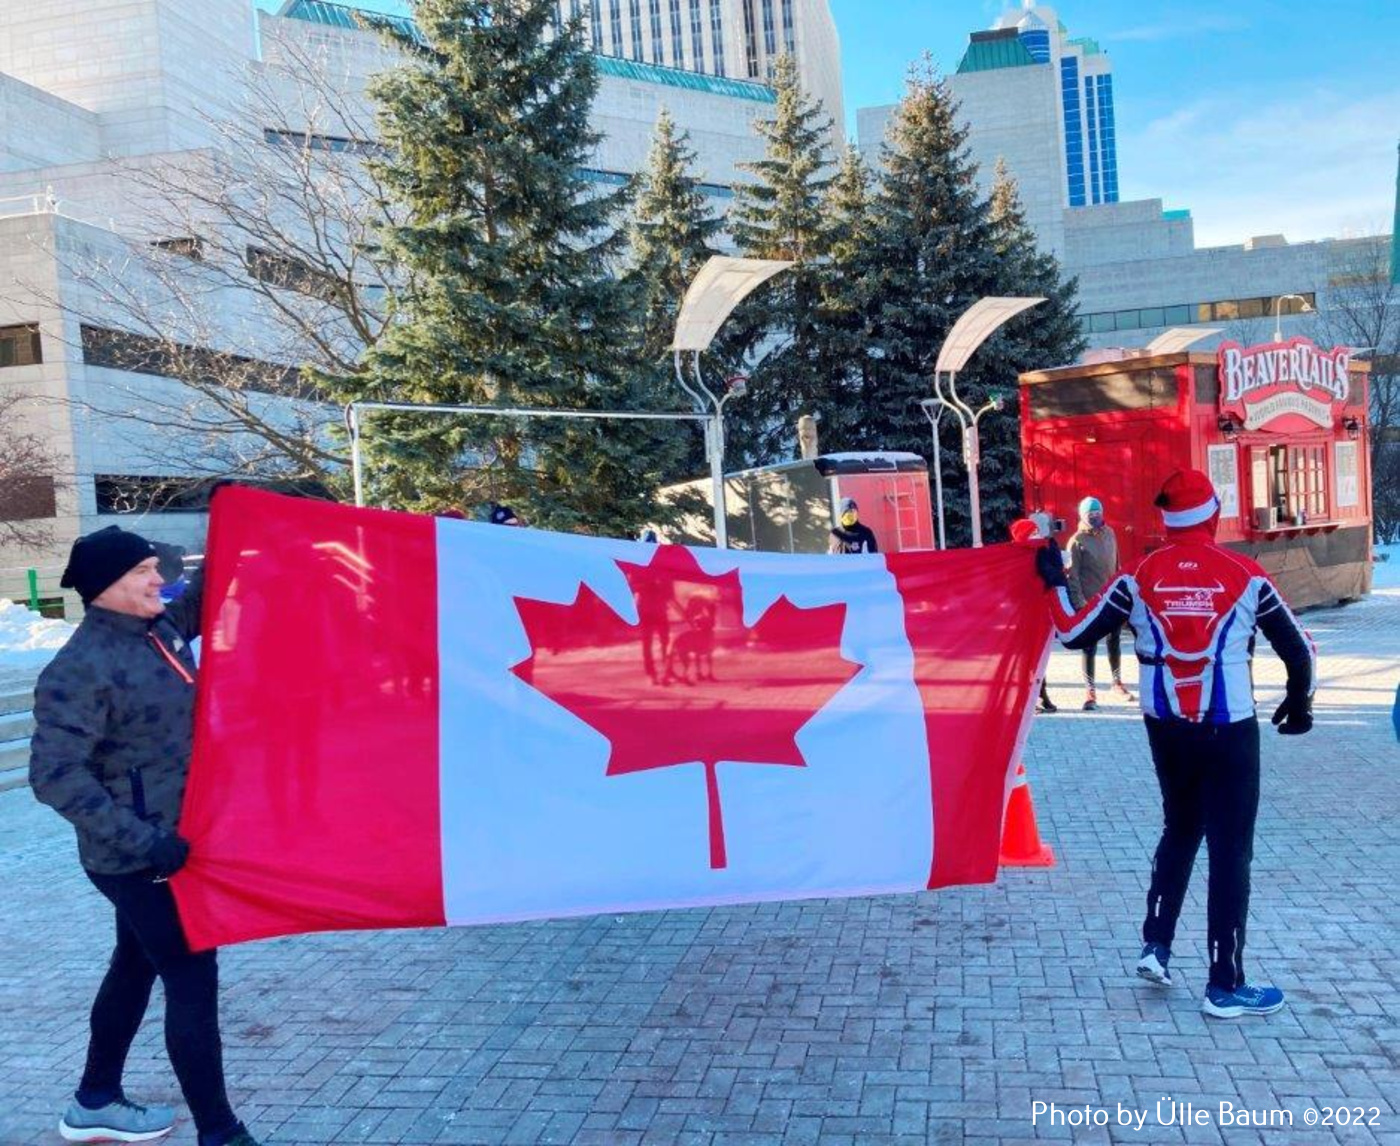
[1272,293,1313,343]
[671,256,793,548]
[917,398,947,550]
[930,296,1045,548]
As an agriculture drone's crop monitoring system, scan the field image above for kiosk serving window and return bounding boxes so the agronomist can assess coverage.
[1250,443,1328,527]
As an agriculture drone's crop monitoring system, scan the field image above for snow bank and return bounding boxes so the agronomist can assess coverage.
[0,598,75,670]
[1375,544,1400,592]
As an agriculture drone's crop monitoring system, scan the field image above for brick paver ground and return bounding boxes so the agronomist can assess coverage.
[1,588,1396,1146]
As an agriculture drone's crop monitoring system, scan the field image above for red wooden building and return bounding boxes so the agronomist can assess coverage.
[1019,337,1372,610]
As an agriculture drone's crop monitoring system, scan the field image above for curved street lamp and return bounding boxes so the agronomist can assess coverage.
[917,398,947,550]
[931,296,1045,548]
[1272,293,1313,343]
[672,256,793,548]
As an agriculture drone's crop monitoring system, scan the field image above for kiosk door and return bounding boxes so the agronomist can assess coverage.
[1074,439,1153,563]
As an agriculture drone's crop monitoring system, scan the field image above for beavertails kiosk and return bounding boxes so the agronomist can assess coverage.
[1019,336,1372,610]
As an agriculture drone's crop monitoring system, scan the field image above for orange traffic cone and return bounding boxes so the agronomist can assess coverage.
[1000,763,1055,868]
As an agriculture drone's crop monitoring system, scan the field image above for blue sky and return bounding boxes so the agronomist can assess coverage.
[256,0,1399,247]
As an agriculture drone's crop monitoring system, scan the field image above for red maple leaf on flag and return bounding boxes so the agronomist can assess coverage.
[511,545,861,870]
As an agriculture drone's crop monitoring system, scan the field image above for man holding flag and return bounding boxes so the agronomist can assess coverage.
[29,527,260,1146]
[1034,469,1316,1018]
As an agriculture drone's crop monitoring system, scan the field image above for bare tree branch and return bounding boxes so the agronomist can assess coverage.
[4,34,410,509]
[1320,237,1399,541]
[0,390,65,550]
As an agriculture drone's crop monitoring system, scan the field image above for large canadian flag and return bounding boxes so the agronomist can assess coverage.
[172,488,1050,951]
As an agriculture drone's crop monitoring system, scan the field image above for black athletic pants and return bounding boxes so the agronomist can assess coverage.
[1081,622,1122,688]
[77,869,239,1143]
[1141,716,1261,992]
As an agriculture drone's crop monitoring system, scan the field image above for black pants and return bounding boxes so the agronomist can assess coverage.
[78,869,239,1142]
[1141,717,1261,991]
[1082,623,1122,688]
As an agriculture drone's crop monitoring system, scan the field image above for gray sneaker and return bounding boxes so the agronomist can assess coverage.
[59,1097,176,1142]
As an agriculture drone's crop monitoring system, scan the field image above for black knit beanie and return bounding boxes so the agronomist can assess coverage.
[60,526,158,604]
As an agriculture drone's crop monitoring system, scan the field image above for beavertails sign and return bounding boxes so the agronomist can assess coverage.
[1217,337,1351,432]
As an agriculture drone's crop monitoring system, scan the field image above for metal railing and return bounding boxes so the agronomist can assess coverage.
[0,189,117,232]
[0,564,78,619]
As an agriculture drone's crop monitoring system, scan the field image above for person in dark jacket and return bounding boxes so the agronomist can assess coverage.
[828,498,879,554]
[488,502,525,527]
[30,526,260,1146]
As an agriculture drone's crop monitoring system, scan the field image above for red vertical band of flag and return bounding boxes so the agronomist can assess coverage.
[888,545,1049,890]
[172,489,445,951]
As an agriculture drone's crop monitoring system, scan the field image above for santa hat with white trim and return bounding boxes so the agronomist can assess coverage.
[1154,469,1220,529]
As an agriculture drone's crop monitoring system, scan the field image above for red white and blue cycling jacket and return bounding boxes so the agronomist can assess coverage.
[1048,528,1316,724]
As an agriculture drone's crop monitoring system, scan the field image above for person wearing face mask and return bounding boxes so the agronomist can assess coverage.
[1034,470,1316,1019]
[1066,496,1133,710]
[29,526,260,1146]
[828,498,879,555]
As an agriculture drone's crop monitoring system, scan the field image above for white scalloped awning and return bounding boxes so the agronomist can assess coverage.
[672,257,793,352]
[935,296,1045,374]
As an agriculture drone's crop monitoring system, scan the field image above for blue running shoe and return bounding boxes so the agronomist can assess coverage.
[1202,983,1285,1019]
[1136,943,1172,986]
[59,1096,175,1141]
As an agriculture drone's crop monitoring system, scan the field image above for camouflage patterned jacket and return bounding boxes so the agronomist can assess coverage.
[29,572,203,874]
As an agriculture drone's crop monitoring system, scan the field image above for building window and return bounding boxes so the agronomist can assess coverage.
[1085,294,1318,336]
[151,236,204,260]
[263,128,383,155]
[742,0,759,77]
[780,0,794,54]
[761,0,777,55]
[246,245,349,305]
[669,0,684,64]
[608,0,623,55]
[590,0,603,50]
[628,0,643,59]
[94,474,325,515]
[709,0,725,75]
[95,475,213,516]
[1018,28,1051,62]
[689,0,705,70]
[0,474,56,521]
[0,324,42,368]
[1254,444,1328,524]
[80,325,302,397]
[1097,75,1119,203]
[649,0,664,62]
[1085,77,1100,205]
[1060,57,1085,207]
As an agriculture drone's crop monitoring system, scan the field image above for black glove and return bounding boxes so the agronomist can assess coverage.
[1034,539,1068,590]
[1271,694,1313,736]
[146,831,191,879]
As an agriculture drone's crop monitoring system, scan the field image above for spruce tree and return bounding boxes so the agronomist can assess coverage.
[859,64,1081,546]
[814,145,879,450]
[625,110,728,480]
[725,54,835,466]
[983,158,1085,524]
[353,0,662,536]
[630,109,725,362]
